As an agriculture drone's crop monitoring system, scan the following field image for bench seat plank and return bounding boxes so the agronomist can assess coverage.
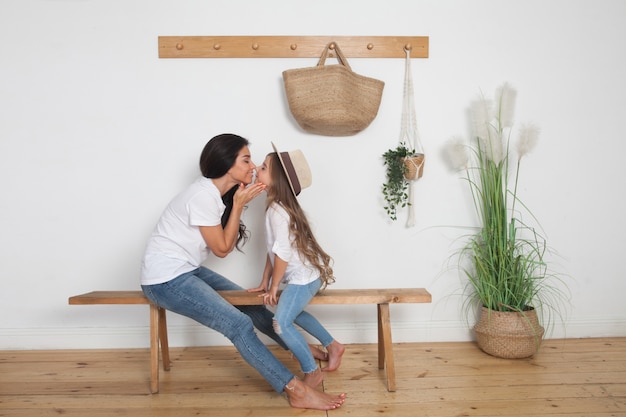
[69,287,431,394]
[70,288,432,306]
[69,291,150,305]
[220,288,432,305]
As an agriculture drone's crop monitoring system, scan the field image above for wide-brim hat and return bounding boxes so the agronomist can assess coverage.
[271,142,312,196]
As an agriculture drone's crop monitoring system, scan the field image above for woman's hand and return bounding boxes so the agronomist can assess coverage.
[234,182,266,208]
[203,183,266,258]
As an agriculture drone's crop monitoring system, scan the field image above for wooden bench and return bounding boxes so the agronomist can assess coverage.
[68,288,431,393]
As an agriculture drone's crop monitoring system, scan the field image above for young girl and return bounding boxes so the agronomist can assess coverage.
[249,143,345,388]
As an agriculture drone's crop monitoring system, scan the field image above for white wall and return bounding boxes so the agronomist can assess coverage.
[1,0,625,350]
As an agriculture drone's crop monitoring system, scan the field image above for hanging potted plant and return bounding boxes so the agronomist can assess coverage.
[381,143,423,221]
[381,47,426,225]
[445,83,568,358]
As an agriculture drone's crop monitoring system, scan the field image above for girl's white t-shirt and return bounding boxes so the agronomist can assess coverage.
[141,177,224,285]
[265,203,318,285]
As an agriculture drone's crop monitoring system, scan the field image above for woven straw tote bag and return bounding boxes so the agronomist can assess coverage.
[282,42,384,136]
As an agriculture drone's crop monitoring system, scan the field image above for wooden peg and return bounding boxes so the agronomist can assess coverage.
[176,43,184,50]
[290,43,297,50]
[213,43,221,50]
[367,43,374,50]
[329,42,336,50]
[252,43,259,50]
[404,43,412,51]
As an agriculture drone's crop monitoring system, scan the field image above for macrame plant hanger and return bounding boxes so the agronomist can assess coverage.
[399,47,425,227]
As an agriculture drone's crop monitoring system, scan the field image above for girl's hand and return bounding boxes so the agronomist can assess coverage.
[264,288,279,306]
[248,274,270,294]
[247,285,268,294]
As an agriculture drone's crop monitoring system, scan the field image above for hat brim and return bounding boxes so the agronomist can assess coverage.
[272,142,298,196]
[271,142,311,196]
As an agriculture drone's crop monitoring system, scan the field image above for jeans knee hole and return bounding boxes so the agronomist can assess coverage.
[273,319,282,335]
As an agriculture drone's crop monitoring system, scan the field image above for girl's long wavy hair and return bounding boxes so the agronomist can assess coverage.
[265,153,335,288]
[199,133,250,251]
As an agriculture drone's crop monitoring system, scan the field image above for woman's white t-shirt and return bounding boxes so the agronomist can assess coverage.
[265,203,318,285]
[141,177,224,285]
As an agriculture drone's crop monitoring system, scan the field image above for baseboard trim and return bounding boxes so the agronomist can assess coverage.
[2,318,625,350]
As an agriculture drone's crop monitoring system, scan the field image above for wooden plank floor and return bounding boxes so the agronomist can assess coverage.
[1,338,625,416]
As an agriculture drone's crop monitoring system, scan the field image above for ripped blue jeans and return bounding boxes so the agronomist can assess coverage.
[273,278,334,374]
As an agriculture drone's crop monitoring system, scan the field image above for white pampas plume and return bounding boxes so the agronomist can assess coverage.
[496,83,517,128]
[445,136,470,170]
[516,123,540,159]
[470,98,493,141]
[482,129,504,164]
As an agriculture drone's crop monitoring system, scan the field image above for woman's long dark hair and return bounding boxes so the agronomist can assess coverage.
[199,133,250,250]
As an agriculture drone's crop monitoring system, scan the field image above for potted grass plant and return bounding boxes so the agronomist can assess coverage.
[445,83,568,358]
[382,143,423,221]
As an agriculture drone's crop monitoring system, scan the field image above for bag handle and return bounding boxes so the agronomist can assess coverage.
[317,42,352,71]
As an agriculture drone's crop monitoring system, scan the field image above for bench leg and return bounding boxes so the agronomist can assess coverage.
[149,304,160,394]
[158,307,171,371]
[377,303,396,392]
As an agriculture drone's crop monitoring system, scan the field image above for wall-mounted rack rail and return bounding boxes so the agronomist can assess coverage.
[158,36,428,59]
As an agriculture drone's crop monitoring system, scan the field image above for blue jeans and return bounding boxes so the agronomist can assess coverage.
[274,278,334,374]
[141,267,293,393]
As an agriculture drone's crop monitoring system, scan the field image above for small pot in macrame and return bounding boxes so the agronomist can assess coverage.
[397,47,424,227]
[403,154,425,180]
[473,306,545,359]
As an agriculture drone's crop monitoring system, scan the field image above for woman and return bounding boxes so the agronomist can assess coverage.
[249,144,344,388]
[140,133,345,410]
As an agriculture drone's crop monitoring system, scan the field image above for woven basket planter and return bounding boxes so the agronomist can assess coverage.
[403,154,425,180]
[474,306,544,359]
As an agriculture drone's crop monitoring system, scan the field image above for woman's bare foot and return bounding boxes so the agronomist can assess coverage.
[302,367,324,387]
[309,344,328,361]
[284,377,346,410]
[322,340,345,372]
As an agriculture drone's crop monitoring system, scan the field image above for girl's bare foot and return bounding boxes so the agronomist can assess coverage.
[309,345,328,361]
[284,377,346,410]
[322,340,345,372]
[302,367,324,387]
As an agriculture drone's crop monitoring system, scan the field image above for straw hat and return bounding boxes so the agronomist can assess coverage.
[271,142,312,196]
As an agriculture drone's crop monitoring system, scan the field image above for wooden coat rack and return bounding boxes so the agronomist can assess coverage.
[158,36,428,59]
